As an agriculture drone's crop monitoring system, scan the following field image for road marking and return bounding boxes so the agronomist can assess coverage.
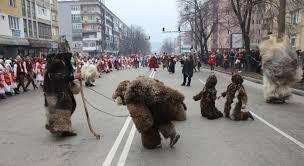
[117,125,136,166]
[199,78,304,150]
[250,112,304,149]
[102,117,132,166]
[199,79,206,84]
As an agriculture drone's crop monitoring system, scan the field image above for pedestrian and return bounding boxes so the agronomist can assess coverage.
[197,59,201,72]
[223,51,229,70]
[181,55,194,86]
[168,56,176,74]
[208,52,216,72]
[24,56,37,89]
[35,59,44,87]
[14,56,27,92]
[4,62,18,94]
[148,56,159,71]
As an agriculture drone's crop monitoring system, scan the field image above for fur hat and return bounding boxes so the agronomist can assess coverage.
[231,74,244,85]
[205,75,217,88]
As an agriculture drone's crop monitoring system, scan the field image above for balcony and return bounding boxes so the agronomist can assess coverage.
[82,29,100,33]
[82,46,97,51]
[81,10,101,15]
[82,20,100,24]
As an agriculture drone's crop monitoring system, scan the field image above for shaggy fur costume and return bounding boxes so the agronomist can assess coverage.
[221,74,254,121]
[81,63,99,87]
[113,76,187,149]
[259,36,303,103]
[44,53,79,136]
[193,75,223,120]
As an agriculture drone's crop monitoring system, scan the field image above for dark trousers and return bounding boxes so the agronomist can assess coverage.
[210,64,215,71]
[17,73,26,91]
[182,74,191,85]
[25,73,36,89]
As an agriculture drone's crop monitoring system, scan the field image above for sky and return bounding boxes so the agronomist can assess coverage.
[105,0,179,52]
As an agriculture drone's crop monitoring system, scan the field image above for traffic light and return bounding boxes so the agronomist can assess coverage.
[178,26,181,32]
[162,27,165,32]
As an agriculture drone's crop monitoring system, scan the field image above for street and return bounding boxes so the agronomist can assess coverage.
[0,67,303,166]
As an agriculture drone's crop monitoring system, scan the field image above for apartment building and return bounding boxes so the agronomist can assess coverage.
[58,0,128,56]
[0,0,28,57]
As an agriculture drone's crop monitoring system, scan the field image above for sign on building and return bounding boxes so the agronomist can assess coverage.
[230,33,244,49]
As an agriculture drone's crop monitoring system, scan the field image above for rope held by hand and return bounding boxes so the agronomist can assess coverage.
[74,54,101,140]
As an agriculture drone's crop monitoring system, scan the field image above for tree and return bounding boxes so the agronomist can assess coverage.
[119,25,151,55]
[161,38,174,54]
[178,0,219,57]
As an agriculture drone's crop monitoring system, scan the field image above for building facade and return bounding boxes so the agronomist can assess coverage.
[22,0,59,56]
[206,0,304,51]
[0,0,60,58]
[58,0,128,56]
[0,0,28,57]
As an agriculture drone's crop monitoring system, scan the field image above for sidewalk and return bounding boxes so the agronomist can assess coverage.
[202,65,304,96]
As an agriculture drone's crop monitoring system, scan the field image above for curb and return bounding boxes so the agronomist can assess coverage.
[203,66,304,97]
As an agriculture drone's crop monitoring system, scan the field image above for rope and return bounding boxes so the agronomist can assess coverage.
[85,98,129,118]
[84,87,130,118]
[87,87,114,101]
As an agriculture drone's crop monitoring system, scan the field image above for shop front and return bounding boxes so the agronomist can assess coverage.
[0,36,29,58]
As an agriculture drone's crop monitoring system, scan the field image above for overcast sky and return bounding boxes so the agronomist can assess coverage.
[105,0,179,52]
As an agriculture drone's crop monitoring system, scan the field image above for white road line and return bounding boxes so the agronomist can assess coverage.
[199,79,206,84]
[102,117,132,166]
[117,125,136,166]
[250,112,304,149]
[199,78,304,150]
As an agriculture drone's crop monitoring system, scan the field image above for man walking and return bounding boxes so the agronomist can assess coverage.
[14,56,27,92]
[24,56,37,89]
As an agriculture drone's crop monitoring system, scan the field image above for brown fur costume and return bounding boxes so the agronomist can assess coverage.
[193,75,223,120]
[221,74,254,121]
[113,76,187,149]
[44,53,80,136]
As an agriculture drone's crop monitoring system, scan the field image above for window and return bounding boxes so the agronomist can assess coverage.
[22,0,26,16]
[290,34,297,48]
[291,10,300,24]
[51,12,57,21]
[23,19,27,37]
[89,15,93,20]
[72,23,82,30]
[71,5,80,11]
[8,16,19,30]
[31,2,36,18]
[72,14,81,22]
[8,0,16,7]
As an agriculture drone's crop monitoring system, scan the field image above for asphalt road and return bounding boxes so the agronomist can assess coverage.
[0,66,303,166]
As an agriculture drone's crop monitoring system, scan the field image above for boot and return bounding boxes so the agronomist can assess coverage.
[169,133,180,148]
[61,131,77,137]
[0,94,6,99]
[14,88,19,94]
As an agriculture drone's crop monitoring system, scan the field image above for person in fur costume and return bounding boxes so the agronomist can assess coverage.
[44,52,81,137]
[220,74,254,121]
[259,36,303,103]
[112,76,187,149]
[193,75,223,120]
[81,61,99,87]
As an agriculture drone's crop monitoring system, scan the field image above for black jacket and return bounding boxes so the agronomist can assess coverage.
[182,59,194,77]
